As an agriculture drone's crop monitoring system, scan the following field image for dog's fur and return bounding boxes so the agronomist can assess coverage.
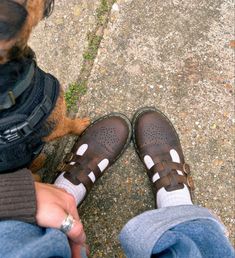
[0,0,90,177]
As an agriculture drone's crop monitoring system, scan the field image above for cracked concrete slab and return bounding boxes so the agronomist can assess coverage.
[29,0,234,256]
[29,0,100,88]
[77,0,234,256]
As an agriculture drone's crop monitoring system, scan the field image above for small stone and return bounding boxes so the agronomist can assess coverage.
[210,124,217,129]
[229,40,235,48]
[54,18,63,25]
[112,3,120,12]
[212,159,224,166]
[73,6,81,17]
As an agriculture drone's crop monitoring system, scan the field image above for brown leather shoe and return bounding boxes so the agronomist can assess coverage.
[133,107,194,196]
[57,113,131,204]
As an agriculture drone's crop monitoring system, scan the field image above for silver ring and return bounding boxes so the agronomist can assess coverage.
[60,214,75,234]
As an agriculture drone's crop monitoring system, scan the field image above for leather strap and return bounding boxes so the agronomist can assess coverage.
[153,173,194,192]
[75,169,94,192]
[59,153,103,192]
[149,161,190,177]
[147,160,194,192]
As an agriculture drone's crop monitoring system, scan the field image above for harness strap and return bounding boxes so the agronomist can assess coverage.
[0,62,35,111]
[0,72,57,145]
[26,74,54,128]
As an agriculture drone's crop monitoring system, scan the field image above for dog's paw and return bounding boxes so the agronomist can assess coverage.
[73,117,90,134]
[81,117,90,126]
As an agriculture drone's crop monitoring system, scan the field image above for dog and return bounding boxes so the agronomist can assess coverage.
[0,0,90,179]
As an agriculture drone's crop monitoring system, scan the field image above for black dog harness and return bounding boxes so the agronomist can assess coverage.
[0,59,60,173]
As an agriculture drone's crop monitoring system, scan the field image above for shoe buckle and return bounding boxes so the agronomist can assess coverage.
[183,163,191,174]
[187,176,195,190]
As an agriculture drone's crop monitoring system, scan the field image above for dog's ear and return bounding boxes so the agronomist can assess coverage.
[0,0,28,41]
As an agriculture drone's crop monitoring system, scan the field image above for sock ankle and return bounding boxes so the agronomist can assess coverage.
[155,184,193,208]
[54,144,110,206]
[144,149,193,208]
[54,172,87,206]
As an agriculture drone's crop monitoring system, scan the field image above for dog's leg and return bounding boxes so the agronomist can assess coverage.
[29,153,46,182]
[43,116,90,142]
[65,117,91,135]
[43,91,90,142]
[29,153,46,173]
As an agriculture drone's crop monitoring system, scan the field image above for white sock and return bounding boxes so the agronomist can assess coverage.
[54,172,87,205]
[54,144,109,206]
[144,149,193,208]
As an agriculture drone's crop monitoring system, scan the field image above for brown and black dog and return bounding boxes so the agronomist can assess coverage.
[0,0,90,178]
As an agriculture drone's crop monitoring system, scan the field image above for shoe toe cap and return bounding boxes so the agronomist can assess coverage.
[134,110,179,148]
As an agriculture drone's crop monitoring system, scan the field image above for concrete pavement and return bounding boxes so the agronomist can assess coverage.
[30,0,234,256]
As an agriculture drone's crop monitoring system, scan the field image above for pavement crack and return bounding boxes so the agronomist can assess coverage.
[65,0,117,113]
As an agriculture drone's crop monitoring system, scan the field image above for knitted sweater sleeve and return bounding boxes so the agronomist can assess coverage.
[0,169,36,223]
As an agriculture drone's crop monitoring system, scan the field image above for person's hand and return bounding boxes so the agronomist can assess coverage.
[35,182,89,258]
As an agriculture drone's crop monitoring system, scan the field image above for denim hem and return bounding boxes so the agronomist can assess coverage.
[119,205,227,258]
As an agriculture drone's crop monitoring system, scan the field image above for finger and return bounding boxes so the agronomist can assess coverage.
[35,182,86,246]
[70,241,83,258]
[36,203,85,245]
[66,217,86,245]
[38,183,87,245]
[59,193,87,245]
[70,242,89,258]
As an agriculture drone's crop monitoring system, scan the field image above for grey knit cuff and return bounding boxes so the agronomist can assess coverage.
[0,169,36,223]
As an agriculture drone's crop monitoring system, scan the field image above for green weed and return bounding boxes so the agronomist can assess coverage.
[65,82,87,111]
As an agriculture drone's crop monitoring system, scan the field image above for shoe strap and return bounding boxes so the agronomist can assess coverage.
[148,161,191,178]
[147,160,194,192]
[66,165,94,192]
[58,153,104,192]
[153,173,194,193]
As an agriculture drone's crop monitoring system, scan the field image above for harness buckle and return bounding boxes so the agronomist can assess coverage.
[0,123,33,144]
[4,132,21,142]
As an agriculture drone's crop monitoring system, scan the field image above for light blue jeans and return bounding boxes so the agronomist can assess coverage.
[0,205,234,258]
[119,205,235,258]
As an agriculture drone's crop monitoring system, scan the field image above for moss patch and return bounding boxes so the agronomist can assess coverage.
[83,35,102,61]
[65,82,87,111]
[97,0,109,25]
